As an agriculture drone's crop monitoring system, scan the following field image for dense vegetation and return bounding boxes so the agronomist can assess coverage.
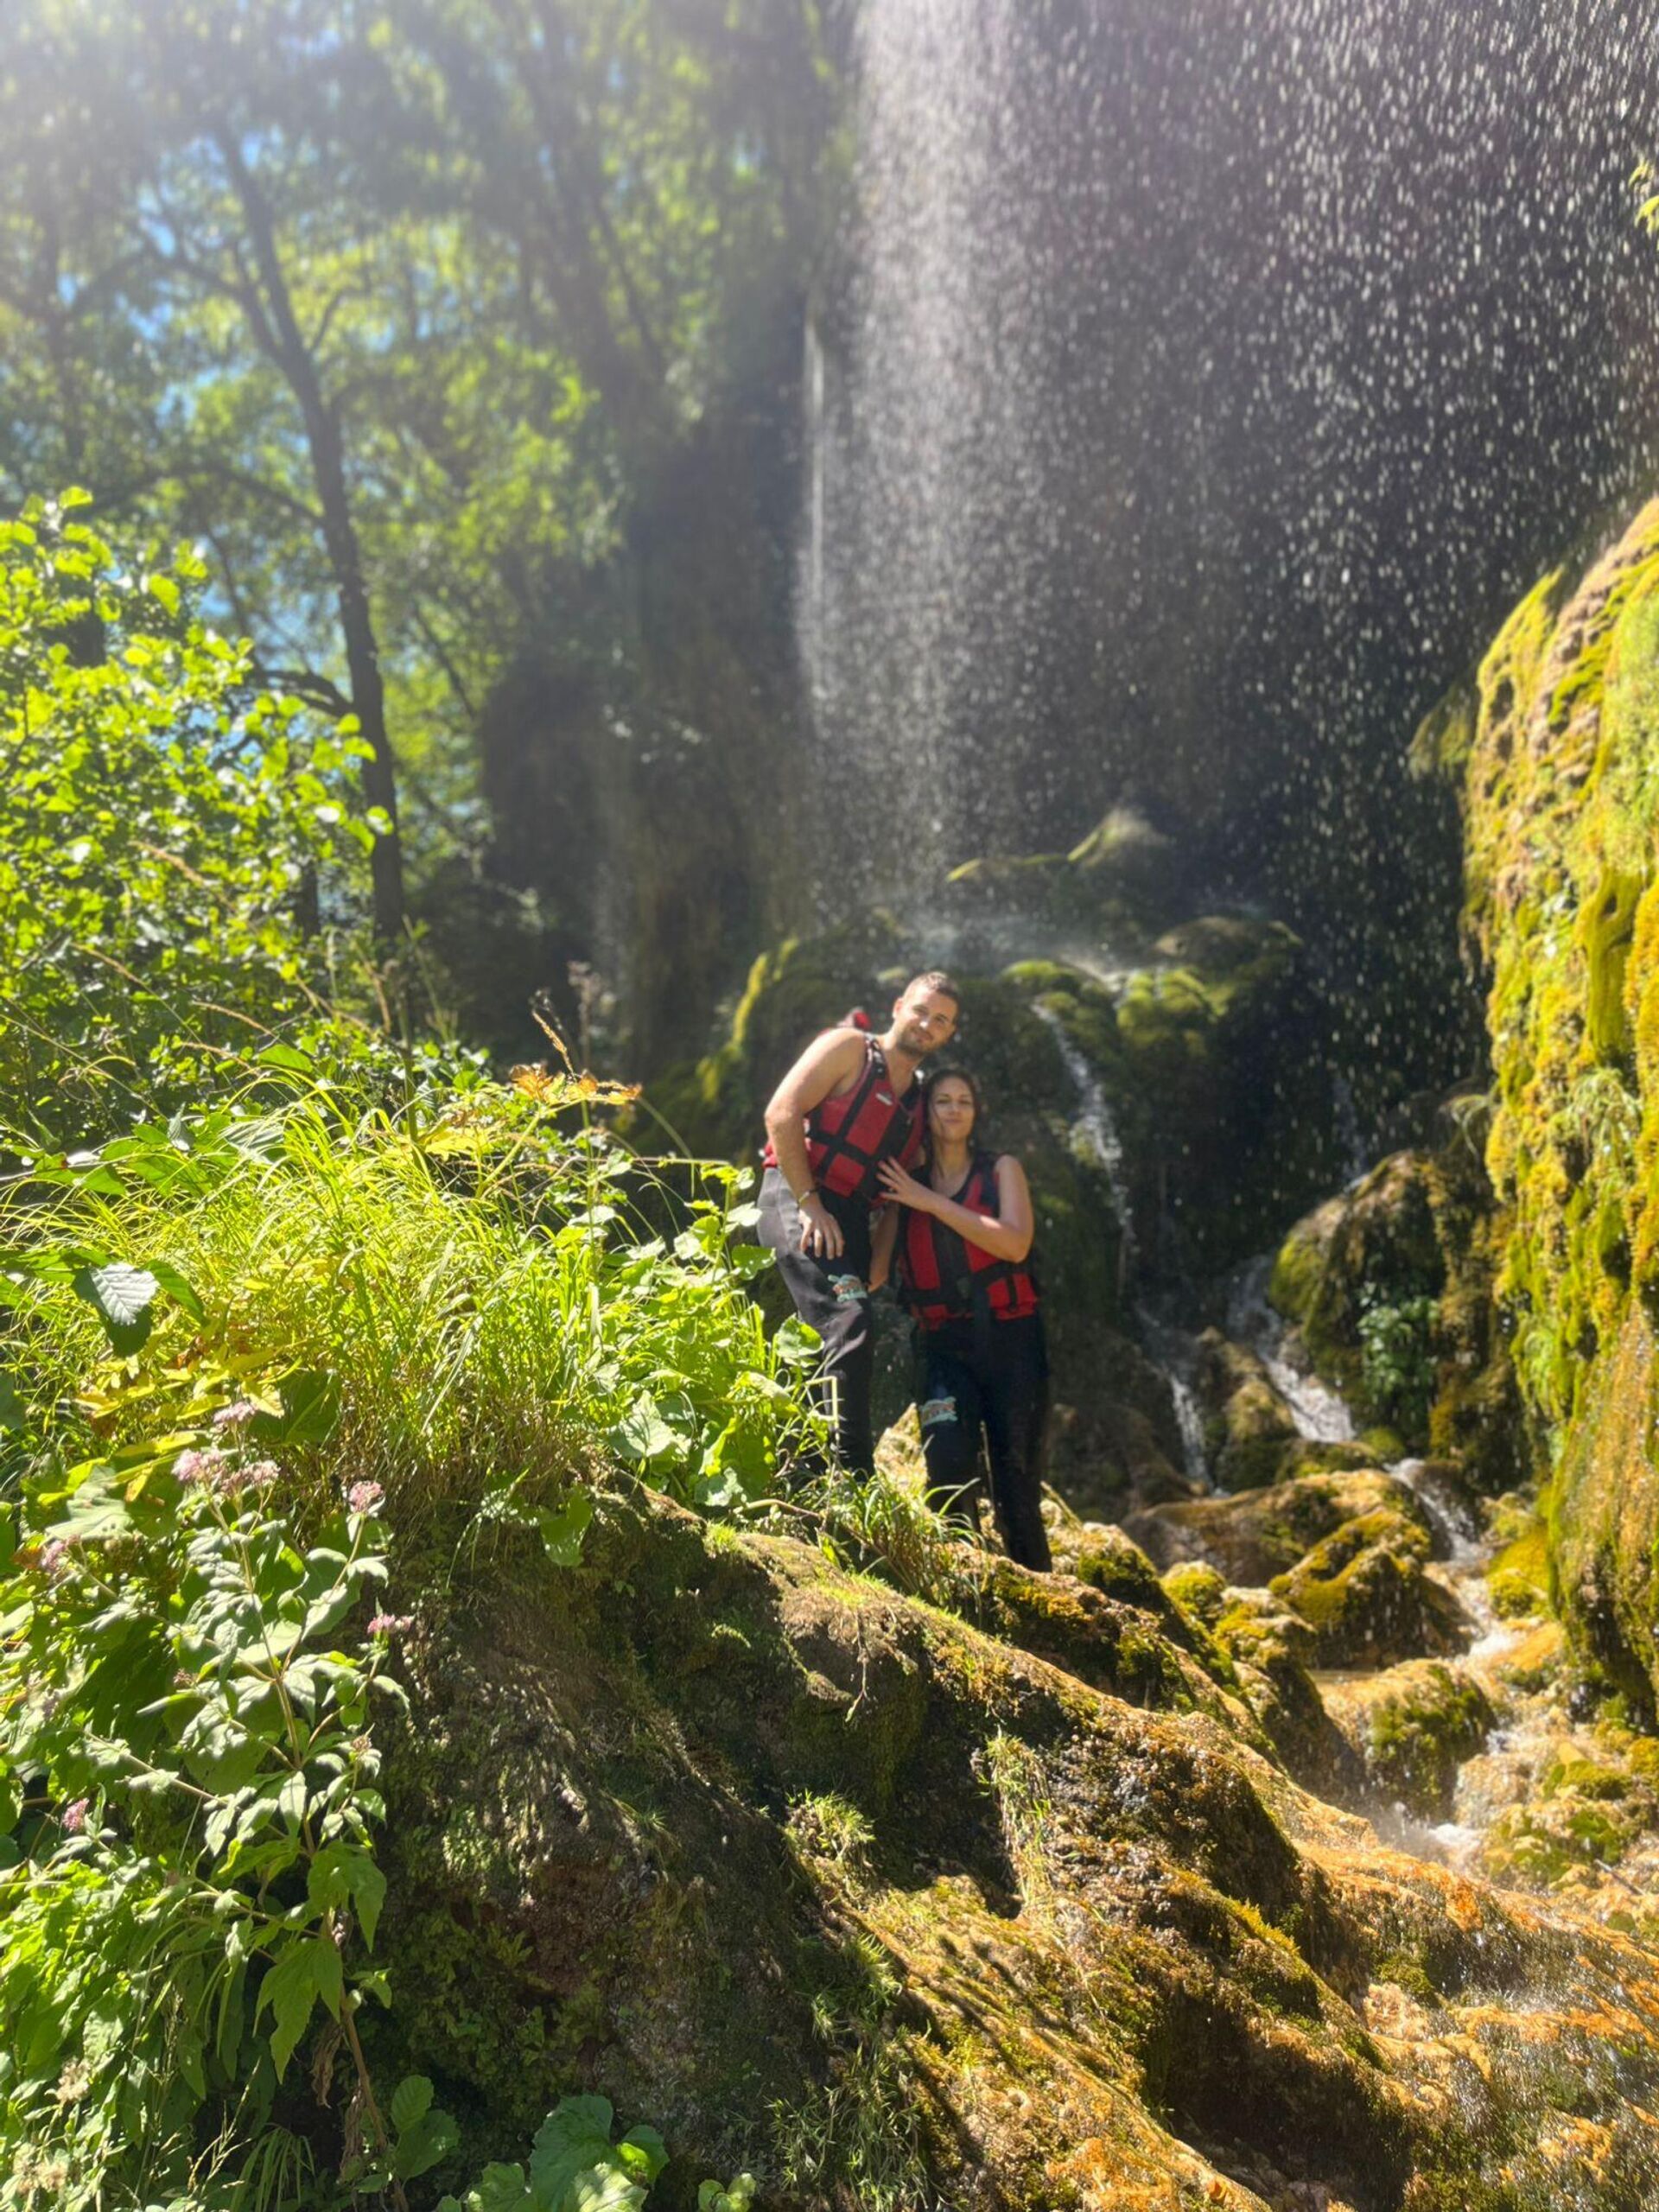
[0,499,822,2204]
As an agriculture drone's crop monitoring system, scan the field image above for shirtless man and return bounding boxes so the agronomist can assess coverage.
[759,972,961,1475]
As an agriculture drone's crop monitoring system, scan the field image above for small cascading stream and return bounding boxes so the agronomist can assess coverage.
[1035,1000,1213,1489]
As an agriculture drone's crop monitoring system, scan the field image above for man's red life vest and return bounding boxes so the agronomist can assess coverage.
[763,1033,924,1203]
[899,1151,1040,1331]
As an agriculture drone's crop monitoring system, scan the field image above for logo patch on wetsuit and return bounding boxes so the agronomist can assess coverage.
[828,1273,868,1304]
[919,1395,958,1429]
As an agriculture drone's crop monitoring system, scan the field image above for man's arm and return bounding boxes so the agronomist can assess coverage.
[764,1028,867,1261]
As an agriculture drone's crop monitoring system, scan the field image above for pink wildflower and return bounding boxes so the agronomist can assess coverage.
[366,1612,412,1637]
[37,1538,70,1579]
[175,1446,228,1488]
[236,1459,282,1491]
[347,1480,385,1515]
[60,1799,88,1835]
[212,1401,258,1431]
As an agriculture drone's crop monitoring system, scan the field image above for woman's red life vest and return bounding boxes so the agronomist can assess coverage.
[764,1034,924,1202]
[899,1151,1040,1331]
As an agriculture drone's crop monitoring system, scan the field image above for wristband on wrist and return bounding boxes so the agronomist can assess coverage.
[793,1184,818,1205]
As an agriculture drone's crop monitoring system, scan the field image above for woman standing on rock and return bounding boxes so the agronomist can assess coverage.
[872,1070,1052,1572]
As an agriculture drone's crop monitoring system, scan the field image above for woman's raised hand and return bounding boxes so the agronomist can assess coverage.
[878,1158,931,1210]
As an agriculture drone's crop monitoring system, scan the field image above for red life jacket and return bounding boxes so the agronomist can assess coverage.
[764,1033,924,1202]
[899,1151,1040,1331]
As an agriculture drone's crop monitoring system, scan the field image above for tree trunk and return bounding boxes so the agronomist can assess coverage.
[219,135,405,944]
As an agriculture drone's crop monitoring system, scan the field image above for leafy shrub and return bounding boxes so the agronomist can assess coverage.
[1357,1292,1437,1439]
[0,493,375,1142]
[3,1071,825,1539]
[0,1053,826,2203]
[0,1408,419,2207]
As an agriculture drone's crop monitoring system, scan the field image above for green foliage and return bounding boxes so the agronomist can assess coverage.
[1357,1293,1437,1437]
[435,2095,668,2212]
[2,1079,825,1538]
[0,1048,822,2203]
[0,497,372,1139]
[697,2178,757,2212]
[0,1397,408,2206]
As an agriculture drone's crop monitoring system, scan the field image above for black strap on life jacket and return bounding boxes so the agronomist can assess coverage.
[901,1152,1039,1329]
[803,1038,922,1201]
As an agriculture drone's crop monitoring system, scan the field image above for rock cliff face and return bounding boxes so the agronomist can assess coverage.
[1414,498,1659,1711]
[376,1485,1659,2211]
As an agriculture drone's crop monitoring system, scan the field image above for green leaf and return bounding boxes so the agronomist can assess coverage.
[441,2166,535,2212]
[529,2097,620,2204]
[392,2107,461,2181]
[257,1042,317,1075]
[256,1936,330,2077]
[698,2180,757,2212]
[249,1369,340,1449]
[617,2127,667,2183]
[605,1395,679,1465]
[391,2075,434,2133]
[73,1262,159,1355]
[536,1492,593,1569]
[148,1259,205,1324]
[565,2168,650,2212]
[308,1841,387,1948]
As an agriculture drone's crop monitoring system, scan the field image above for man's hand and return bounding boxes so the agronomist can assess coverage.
[877,1159,933,1212]
[798,1192,845,1260]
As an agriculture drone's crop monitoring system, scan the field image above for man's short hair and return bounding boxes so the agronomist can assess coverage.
[906,969,961,1008]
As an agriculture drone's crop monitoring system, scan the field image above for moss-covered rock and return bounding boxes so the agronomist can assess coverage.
[1209,1586,1369,1802]
[1322,1660,1495,1820]
[1128,1467,1434,1586]
[1192,1329,1305,1491]
[1268,1135,1522,1478]
[1269,1510,1471,1669]
[372,1483,1659,2209]
[1419,496,1659,1704]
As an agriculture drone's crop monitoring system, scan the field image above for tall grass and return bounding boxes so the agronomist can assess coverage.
[2,1075,823,1545]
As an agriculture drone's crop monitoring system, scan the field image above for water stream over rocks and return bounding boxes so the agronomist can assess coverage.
[1213,1262,1659,1925]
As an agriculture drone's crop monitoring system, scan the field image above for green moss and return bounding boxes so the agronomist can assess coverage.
[1340,1661,1494,1818]
[1161,1560,1228,1626]
[1270,1510,1468,1667]
[1487,1518,1550,1620]
[1421,502,1659,1700]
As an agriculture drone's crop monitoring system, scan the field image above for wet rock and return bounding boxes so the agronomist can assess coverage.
[1207,1586,1366,1802]
[1268,1138,1522,1482]
[1190,1329,1377,1492]
[1128,1466,1434,1585]
[1478,1738,1659,1894]
[1047,1325,1197,1517]
[380,1483,1659,2208]
[1322,1659,1495,1820]
[1269,1510,1471,1668]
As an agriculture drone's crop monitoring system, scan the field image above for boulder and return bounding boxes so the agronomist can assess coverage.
[1268,1136,1523,1481]
[1269,1510,1471,1668]
[1321,1659,1495,1819]
[1205,1585,1366,1802]
[1128,1467,1433,1586]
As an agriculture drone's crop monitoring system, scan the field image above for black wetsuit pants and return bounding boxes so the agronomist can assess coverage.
[918,1312,1052,1572]
[757,1168,876,1477]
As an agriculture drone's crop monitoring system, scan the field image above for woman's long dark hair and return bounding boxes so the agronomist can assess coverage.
[919,1065,987,1172]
